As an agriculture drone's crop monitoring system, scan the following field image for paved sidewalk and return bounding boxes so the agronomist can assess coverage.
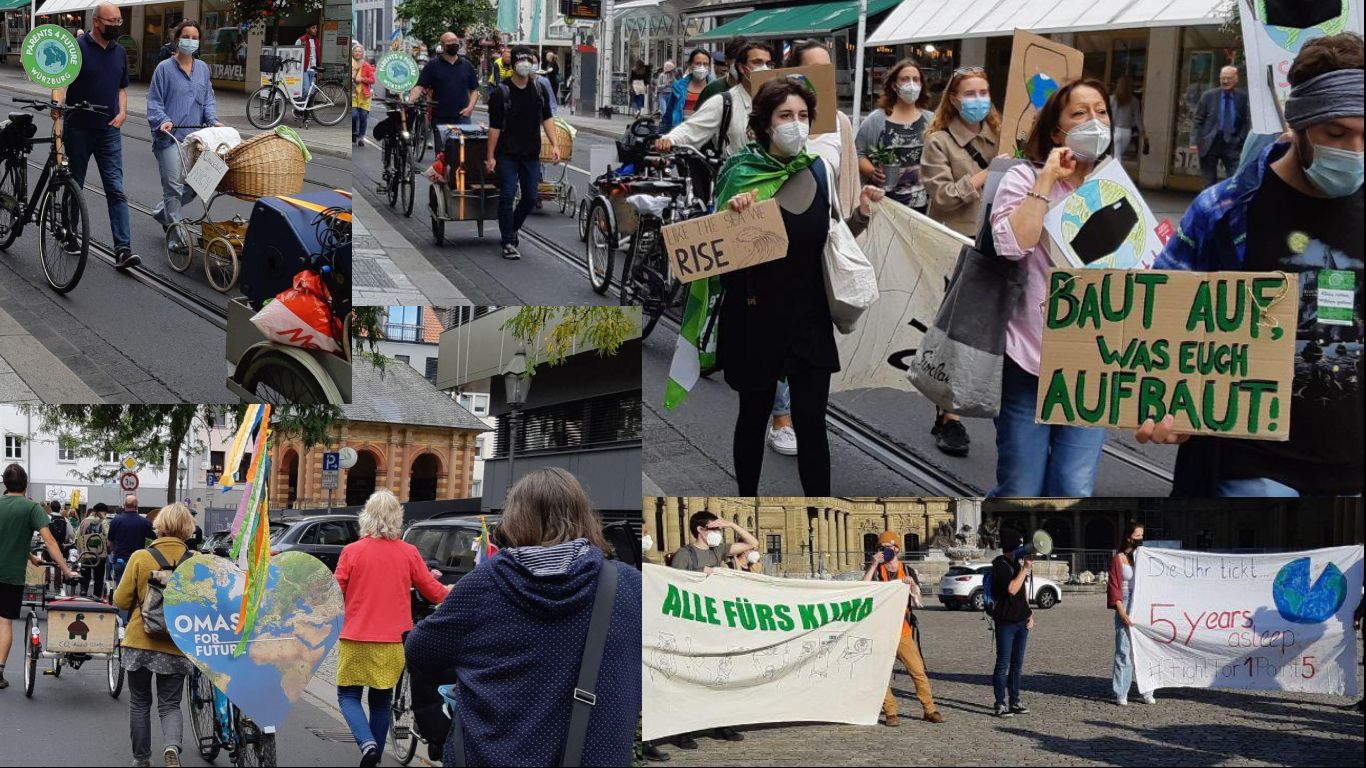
[0,65,351,160]
[0,305,101,403]
[353,191,467,306]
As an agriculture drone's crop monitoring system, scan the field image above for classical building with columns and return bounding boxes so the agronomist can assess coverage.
[270,362,489,509]
[645,497,956,576]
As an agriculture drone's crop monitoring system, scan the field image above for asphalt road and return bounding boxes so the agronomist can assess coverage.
[0,84,353,401]
[0,601,384,766]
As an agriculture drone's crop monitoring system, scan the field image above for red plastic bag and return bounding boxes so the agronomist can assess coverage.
[249,270,344,355]
[426,151,447,185]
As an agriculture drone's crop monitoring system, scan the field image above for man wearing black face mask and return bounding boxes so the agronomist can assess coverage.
[409,30,480,150]
[59,0,139,269]
[864,531,943,726]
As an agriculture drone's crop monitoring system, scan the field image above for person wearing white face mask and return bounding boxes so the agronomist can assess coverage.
[655,41,773,160]
[485,46,560,259]
[709,80,885,496]
[988,78,1114,497]
[660,48,714,133]
[1138,32,1364,498]
[856,59,935,213]
[733,548,764,573]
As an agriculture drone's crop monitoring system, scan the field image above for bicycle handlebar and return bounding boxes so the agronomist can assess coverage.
[14,97,109,116]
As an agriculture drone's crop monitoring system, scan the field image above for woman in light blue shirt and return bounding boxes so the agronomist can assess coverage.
[146,19,220,241]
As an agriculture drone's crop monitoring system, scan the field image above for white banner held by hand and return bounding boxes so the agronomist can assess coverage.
[642,564,907,741]
[1129,546,1363,697]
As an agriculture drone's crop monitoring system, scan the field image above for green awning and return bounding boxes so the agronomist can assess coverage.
[0,0,34,11]
[691,0,901,43]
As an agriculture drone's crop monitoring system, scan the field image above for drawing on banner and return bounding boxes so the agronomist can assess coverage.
[1129,546,1363,697]
[1238,0,1361,133]
[831,199,967,394]
[1000,30,1084,156]
[1043,159,1170,270]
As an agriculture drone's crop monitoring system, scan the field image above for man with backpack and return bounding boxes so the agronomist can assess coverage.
[78,503,110,599]
[654,40,772,161]
[107,494,154,612]
[44,500,72,566]
[485,45,560,260]
[864,531,944,726]
[990,529,1035,718]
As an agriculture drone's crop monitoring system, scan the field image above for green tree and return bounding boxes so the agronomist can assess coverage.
[502,306,642,371]
[31,406,345,505]
[396,0,497,47]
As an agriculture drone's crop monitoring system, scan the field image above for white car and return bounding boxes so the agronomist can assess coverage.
[937,564,1061,611]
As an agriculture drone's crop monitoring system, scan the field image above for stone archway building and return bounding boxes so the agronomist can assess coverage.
[269,362,489,508]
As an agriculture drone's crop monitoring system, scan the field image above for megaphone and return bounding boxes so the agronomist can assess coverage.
[1013,530,1053,560]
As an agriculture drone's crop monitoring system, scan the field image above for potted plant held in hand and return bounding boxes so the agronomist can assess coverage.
[866,143,901,190]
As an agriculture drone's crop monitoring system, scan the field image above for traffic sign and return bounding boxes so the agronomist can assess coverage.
[338,447,357,469]
[323,452,340,471]
[122,456,137,471]
[119,473,139,492]
[321,469,339,490]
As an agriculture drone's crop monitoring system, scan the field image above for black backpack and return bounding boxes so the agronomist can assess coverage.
[140,545,192,638]
[497,80,551,131]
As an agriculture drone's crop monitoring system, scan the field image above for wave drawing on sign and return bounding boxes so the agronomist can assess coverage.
[734,226,785,263]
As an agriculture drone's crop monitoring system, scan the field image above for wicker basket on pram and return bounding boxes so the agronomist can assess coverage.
[221,132,306,199]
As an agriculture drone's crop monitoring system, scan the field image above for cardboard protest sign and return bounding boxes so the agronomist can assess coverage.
[1000,30,1084,157]
[1130,546,1363,696]
[663,198,788,284]
[642,564,906,741]
[1043,159,1171,270]
[1238,0,1362,134]
[165,552,343,727]
[747,63,837,135]
[1037,269,1299,439]
[186,151,229,201]
[832,199,967,393]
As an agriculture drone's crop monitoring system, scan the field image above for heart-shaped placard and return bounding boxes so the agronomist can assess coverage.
[164,551,344,727]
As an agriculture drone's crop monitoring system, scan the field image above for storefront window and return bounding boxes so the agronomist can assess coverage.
[201,0,248,85]
[860,40,957,111]
[1170,26,1239,183]
[141,3,183,81]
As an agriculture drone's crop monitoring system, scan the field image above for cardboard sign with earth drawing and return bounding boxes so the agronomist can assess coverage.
[1036,269,1299,440]
[999,29,1084,157]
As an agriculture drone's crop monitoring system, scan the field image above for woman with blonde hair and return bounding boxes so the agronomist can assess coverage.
[113,502,197,768]
[405,468,641,766]
[335,488,449,767]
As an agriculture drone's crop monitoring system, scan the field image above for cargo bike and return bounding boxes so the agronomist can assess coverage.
[163,128,308,293]
[428,124,500,243]
[20,558,124,699]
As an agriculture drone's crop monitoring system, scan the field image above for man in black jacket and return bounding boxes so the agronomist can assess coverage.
[990,529,1035,718]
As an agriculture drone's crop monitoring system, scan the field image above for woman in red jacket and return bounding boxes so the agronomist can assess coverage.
[335,489,450,767]
[1108,521,1154,706]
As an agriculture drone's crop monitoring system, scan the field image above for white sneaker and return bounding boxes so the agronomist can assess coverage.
[1139,693,1156,704]
[767,425,797,455]
[1115,696,1129,706]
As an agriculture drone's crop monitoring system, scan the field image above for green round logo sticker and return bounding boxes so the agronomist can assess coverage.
[377,51,419,93]
[21,25,82,89]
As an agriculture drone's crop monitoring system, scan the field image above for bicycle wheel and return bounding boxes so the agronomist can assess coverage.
[389,668,419,765]
[107,616,123,698]
[50,655,61,677]
[0,160,26,250]
[576,198,590,242]
[24,613,37,697]
[246,87,286,130]
[386,144,402,209]
[235,714,277,767]
[310,82,349,126]
[165,221,194,272]
[240,349,329,405]
[203,237,240,293]
[36,175,88,294]
[430,187,445,246]
[189,671,222,762]
[411,114,430,164]
[586,198,614,294]
[401,161,415,217]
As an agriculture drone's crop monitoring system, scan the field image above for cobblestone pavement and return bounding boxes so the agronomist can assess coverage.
[653,594,1365,766]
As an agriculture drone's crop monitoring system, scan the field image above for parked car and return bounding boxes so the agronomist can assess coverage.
[402,515,501,619]
[204,522,289,557]
[938,563,1061,611]
[268,514,361,571]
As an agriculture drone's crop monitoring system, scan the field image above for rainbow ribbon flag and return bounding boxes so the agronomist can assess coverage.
[474,515,499,566]
[223,405,273,657]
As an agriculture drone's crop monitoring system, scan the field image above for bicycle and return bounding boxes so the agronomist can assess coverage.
[375,98,416,217]
[20,559,124,700]
[408,97,433,164]
[187,665,278,767]
[0,98,108,293]
[247,55,348,130]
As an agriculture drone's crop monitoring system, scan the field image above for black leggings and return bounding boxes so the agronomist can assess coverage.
[734,368,832,496]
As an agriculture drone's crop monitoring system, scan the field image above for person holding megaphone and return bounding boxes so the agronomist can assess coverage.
[990,529,1036,718]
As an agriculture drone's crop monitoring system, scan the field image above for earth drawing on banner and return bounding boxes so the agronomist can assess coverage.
[164,552,344,727]
[1259,0,1351,52]
[1060,178,1146,268]
[1272,556,1348,624]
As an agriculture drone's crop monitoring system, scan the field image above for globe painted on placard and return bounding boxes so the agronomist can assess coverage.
[37,40,68,73]
[1272,556,1347,624]
[1060,178,1146,268]
[1027,72,1059,110]
[1259,0,1350,52]
[164,552,343,727]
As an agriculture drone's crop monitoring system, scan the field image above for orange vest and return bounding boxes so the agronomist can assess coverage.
[878,561,913,639]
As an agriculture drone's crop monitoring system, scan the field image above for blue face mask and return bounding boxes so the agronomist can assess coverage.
[178,38,199,55]
[881,546,897,564]
[960,96,991,124]
[1304,142,1365,198]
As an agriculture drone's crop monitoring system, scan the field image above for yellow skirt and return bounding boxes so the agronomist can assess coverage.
[336,639,405,689]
